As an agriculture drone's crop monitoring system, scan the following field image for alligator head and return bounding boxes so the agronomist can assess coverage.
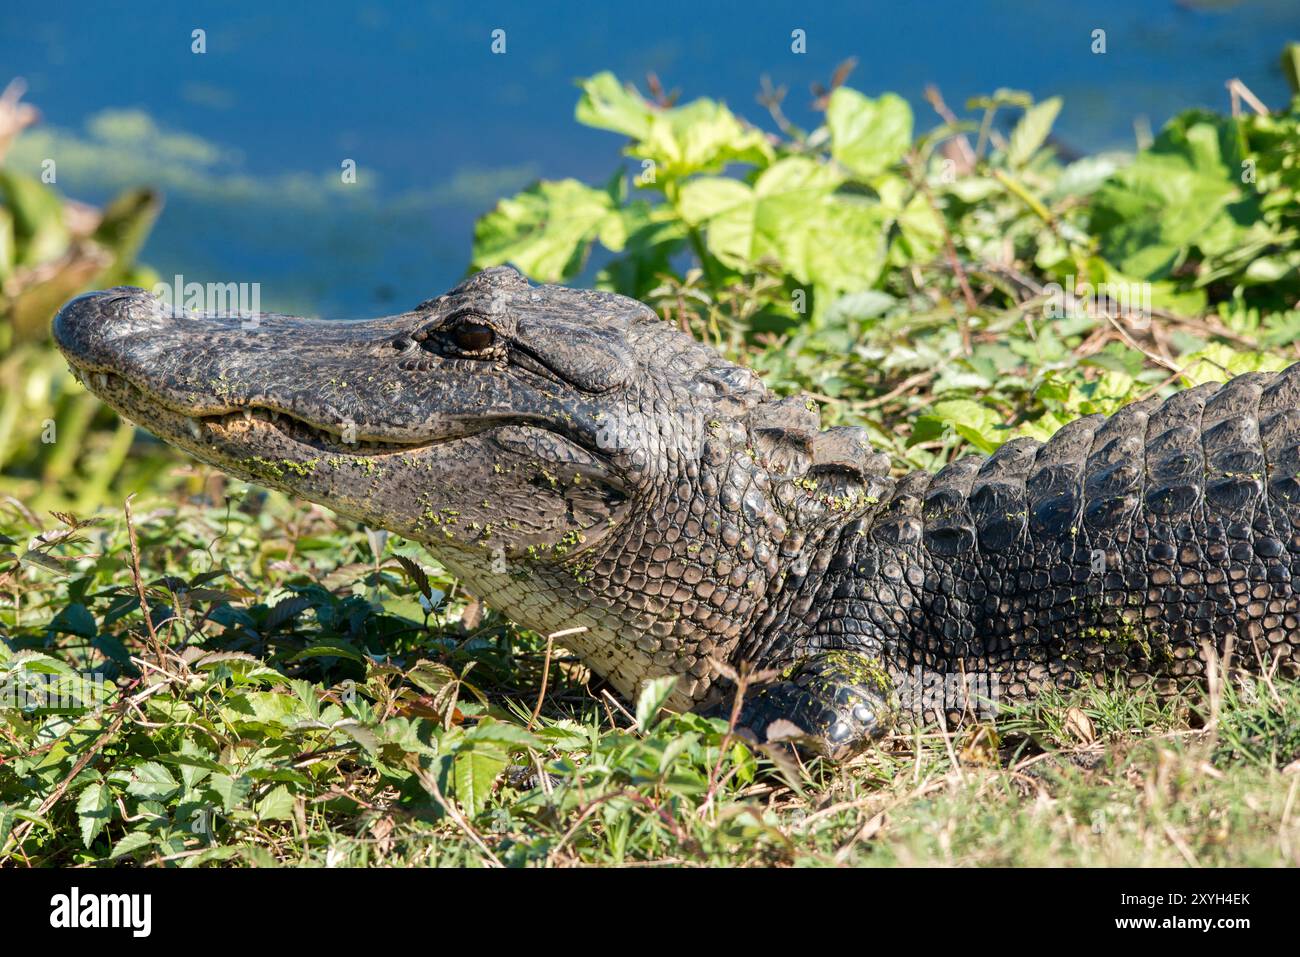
[53,267,889,709]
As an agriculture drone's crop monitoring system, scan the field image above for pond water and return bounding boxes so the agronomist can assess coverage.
[2,0,1297,316]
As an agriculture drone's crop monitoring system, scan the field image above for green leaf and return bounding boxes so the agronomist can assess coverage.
[289,640,367,665]
[682,158,887,295]
[1092,112,1247,279]
[109,830,154,860]
[121,761,180,802]
[4,650,75,676]
[452,745,508,817]
[210,772,255,813]
[75,779,113,848]
[823,289,896,325]
[92,187,163,286]
[49,603,97,639]
[911,399,1005,454]
[578,73,773,180]
[1282,42,1300,97]
[635,675,679,732]
[1179,343,1291,387]
[472,178,618,282]
[636,99,773,180]
[255,784,295,822]
[0,170,69,266]
[594,203,688,299]
[575,72,655,140]
[827,88,913,179]
[677,177,753,227]
[465,718,543,749]
[1007,97,1063,167]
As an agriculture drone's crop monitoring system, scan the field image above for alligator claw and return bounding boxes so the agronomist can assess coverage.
[728,651,897,761]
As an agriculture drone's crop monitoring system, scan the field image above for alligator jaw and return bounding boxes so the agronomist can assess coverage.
[69,367,464,457]
[50,280,639,563]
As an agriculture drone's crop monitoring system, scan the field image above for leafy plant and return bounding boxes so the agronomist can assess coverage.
[473,62,1300,476]
[0,80,168,509]
[2,493,1298,866]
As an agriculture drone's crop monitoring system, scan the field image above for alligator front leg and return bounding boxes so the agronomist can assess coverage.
[726,651,897,761]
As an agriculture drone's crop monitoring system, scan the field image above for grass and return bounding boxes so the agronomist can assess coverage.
[1,486,1297,867]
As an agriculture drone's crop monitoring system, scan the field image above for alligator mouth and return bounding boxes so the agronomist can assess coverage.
[204,407,428,455]
[76,369,440,456]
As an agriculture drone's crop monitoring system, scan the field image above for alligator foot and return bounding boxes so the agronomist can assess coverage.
[726,651,896,761]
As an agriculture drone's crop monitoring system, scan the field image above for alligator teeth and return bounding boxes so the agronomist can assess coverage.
[94,373,108,390]
[242,410,253,423]
[187,418,203,440]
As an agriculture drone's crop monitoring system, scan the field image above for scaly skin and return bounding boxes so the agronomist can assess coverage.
[53,268,1300,759]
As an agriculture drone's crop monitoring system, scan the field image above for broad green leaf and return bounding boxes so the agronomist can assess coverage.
[465,718,542,749]
[877,178,944,265]
[0,169,69,266]
[109,830,154,860]
[676,177,752,227]
[255,784,295,822]
[827,88,913,179]
[3,650,75,676]
[1092,113,1246,279]
[1007,97,1062,167]
[472,178,618,282]
[453,745,508,817]
[1180,343,1290,387]
[911,399,1005,453]
[211,772,255,813]
[637,101,773,180]
[823,289,896,325]
[289,640,367,665]
[575,72,655,140]
[594,203,688,298]
[76,779,113,848]
[49,602,96,639]
[577,73,773,180]
[1051,152,1129,199]
[121,761,180,802]
[944,176,1002,203]
[227,690,312,725]
[683,158,886,295]
[635,675,679,732]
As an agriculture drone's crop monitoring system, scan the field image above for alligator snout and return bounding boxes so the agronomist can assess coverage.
[53,287,170,371]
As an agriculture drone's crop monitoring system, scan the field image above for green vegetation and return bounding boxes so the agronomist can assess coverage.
[475,61,1300,470]
[1,499,1297,866]
[0,81,167,509]
[4,55,1300,865]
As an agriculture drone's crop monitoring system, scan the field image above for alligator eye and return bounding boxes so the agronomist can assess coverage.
[451,322,496,353]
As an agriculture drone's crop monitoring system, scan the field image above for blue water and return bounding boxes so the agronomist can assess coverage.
[2,0,1297,316]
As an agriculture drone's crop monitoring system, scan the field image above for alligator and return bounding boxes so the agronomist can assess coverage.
[53,267,1300,759]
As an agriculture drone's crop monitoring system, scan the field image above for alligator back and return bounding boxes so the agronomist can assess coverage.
[791,363,1300,714]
